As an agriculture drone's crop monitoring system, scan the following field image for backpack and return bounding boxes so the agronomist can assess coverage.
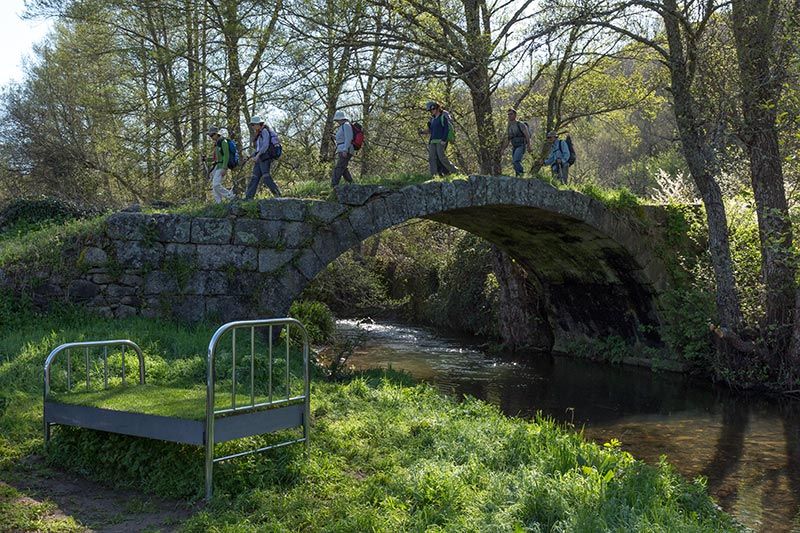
[260,128,282,160]
[440,111,455,142]
[565,134,576,165]
[519,121,530,138]
[351,122,364,150]
[227,139,239,169]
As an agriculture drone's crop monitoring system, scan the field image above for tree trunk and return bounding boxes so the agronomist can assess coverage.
[732,0,796,354]
[662,0,744,330]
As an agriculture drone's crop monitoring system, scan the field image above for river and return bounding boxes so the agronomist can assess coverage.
[338,319,800,532]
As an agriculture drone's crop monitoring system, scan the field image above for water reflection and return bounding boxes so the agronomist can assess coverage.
[340,319,800,532]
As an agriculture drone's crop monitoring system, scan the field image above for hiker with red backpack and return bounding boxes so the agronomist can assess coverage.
[245,115,282,199]
[331,110,361,187]
[206,126,236,203]
[419,100,459,177]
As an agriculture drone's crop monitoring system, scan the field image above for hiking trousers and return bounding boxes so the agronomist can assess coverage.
[512,145,526,176]
[428,142,458,176]
[551,162,569,185]
[332,153,354,187]
[246,158,281,199]
[211,168,235,203]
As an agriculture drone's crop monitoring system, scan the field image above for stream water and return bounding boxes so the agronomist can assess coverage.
[338,319,800,532]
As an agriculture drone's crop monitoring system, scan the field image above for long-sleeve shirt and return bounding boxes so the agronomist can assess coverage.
[428,113,449,144]
[544,139,570,168]
[214,138,230,170]
[335,121,354,154]
[254,127,280,160]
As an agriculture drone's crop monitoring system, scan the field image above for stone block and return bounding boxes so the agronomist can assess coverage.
[206,296,248,321]
[164,243,197,261]
[91,273,113,285]
[348,206,376,240]
[258,198,308,221]
[171,296,206,324]
[119,274,144,287]
[366,197,396,233]
[335,184,390,206]
[105,212,151,240]
[120,295,141,307]
[152,214,191,243]
[440,179,472,212]
[115,240,164,269]
[144,271,179,294]
[282,222,313,248]
[115,305,138,318]
[295,249,324,281]
[310,231,341,265]
[401,184,428,218]
[307,200,347,223]
[258,249,296,273]
[96,307,114,318]
[233,218,282,246]
[191,218,232,244]
[106,284,137,299]
[197,245,258,270]
[67,279,99,302]
[383,191,409,225]
[468,175,489,205]
[422,181,444,214]
[83,246,108,267]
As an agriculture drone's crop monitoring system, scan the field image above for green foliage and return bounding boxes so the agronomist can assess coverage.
[0,197,87,235]
[571,182,643,214]
[289,300,335,344]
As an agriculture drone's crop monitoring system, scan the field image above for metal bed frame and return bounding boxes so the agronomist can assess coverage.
[43,318,310,500]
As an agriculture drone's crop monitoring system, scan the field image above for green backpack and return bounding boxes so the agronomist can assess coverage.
[441,111,455,142]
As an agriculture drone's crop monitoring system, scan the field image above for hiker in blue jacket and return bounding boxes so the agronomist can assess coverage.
[543,131,570,185]
[419,100,459,177]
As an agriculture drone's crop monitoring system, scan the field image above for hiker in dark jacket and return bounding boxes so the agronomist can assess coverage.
[245,115,282,199]
[419,100,459,177]
[331,110,354,187]
[501,108,531,178]
[543,131,570,185]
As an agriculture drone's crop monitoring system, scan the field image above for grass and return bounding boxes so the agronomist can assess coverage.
[0,303,741,531]
[0,483,82,533]
[0,216,105,270]
[50,384,269,420]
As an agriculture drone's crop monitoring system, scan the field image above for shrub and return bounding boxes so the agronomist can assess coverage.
[289,300,335,344]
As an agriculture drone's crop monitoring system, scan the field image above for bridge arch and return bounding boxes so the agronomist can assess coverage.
[268,176,667,351]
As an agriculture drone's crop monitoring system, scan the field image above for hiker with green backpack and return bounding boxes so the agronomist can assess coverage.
[206,126,236,203]
[501,108,531,178]
[419,100,459,177]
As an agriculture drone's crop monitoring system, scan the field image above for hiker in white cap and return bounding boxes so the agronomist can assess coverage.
[245,115,282,199]
[207,126,235,203]
[331,110,354,187]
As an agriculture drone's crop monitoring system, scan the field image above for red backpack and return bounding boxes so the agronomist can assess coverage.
[351,122,365,150]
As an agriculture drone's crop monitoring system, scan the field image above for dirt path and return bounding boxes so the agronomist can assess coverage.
[2,456,196,532]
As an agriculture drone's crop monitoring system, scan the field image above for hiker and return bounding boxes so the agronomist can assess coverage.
[543,131,570,185]
[245,115,282,199]
[419,100,459,177]
[331,110,354,187]
[207,126,235,203]
[501,108,531,178]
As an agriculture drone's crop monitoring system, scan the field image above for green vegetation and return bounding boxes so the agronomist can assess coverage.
[0,483,82,533]
[289,299,335,344]
[0,300,737,530]
[0,216,105,271]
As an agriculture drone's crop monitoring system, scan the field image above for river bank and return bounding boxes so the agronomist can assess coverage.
[0,307,737,531]
[339,318,800,531]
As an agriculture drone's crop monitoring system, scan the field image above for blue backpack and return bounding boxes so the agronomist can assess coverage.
[227,139,239,169]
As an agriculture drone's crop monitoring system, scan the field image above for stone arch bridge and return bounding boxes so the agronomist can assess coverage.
[55,176,671,352]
